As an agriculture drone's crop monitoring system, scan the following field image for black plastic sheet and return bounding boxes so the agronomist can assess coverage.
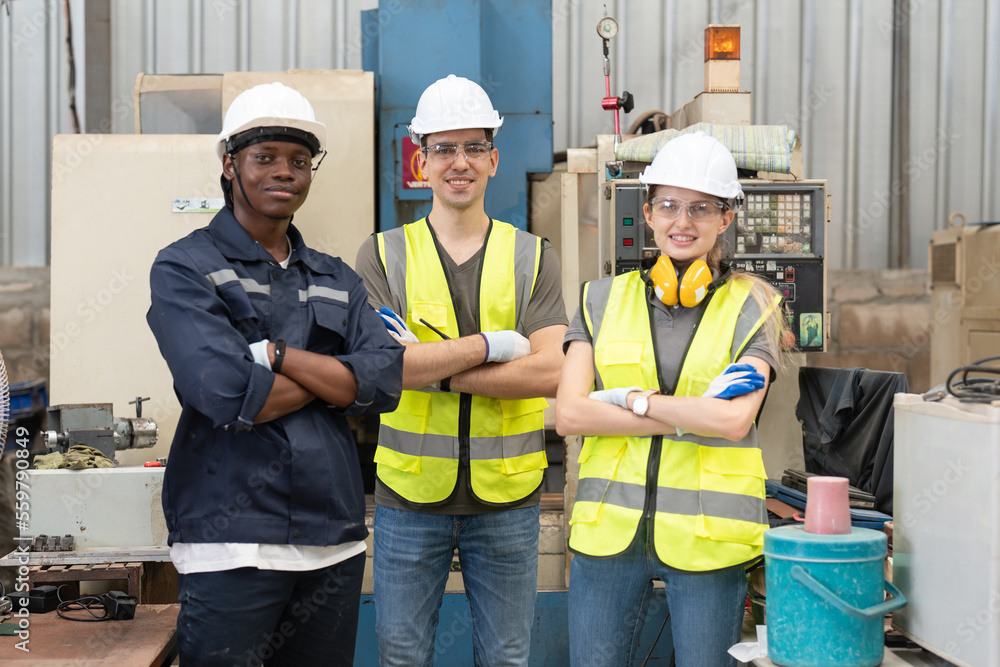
[795,367,908,515]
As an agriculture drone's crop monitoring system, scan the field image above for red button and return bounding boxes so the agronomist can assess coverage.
[623,238,633,246]
[144,462,163,467]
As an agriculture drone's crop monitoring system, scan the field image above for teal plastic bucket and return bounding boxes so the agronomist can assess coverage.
[764,526,906,667]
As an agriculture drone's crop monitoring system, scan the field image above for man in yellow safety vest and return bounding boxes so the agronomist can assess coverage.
[355,74,568,665]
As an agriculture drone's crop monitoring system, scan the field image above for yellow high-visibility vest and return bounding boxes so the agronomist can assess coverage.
[569,270,779,571]
[373,218,548,506]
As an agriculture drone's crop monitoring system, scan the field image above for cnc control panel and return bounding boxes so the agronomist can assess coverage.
[611,179,828,351]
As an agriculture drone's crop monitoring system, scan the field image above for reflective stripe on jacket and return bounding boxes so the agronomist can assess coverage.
[373,218,548,506]
[569,270,777,571]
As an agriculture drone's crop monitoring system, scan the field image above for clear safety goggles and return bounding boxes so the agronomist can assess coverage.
[422,141,494,162]
[648,196,726,221]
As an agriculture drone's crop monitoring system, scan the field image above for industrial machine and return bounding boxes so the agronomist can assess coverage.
[609,178,828,352]
[893,393,1000,667]
[362,0,553,232]
[44,402,157,461]
[928,214,1000,386]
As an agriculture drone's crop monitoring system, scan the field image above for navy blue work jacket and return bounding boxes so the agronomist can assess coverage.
[147,207,402,547]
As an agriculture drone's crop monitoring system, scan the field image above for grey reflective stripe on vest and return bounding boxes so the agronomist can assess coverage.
[205,269,270,295]
[511,229,539,333]
[378,424,544,460]
[672,430,760,449]
[583,279,615,391]
[298,285,348,304]
[657,487,767,524]
[575,476,766,525]
[576,476,645,509]
[380,228,408,315]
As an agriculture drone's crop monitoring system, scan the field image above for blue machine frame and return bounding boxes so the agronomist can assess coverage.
[362,0,554,232]
[354,590,676,665]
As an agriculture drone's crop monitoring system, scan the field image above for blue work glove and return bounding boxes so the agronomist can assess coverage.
[480,331,531,363]
[588,386,644,409]
[378,307,419,344]
[248,339,271,369]
[702,363,766,399]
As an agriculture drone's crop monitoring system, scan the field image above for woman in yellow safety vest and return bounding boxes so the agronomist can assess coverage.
[555,131,789,667]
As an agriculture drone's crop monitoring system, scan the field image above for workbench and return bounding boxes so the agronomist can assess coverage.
[0,547,177,605]
[0,603,179,665]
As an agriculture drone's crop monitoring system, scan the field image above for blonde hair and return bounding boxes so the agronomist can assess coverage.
[728,271,792,371]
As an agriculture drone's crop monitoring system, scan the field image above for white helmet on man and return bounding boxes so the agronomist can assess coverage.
[215,82,327,161]
[407,74,503,145]
[639,131,743,205]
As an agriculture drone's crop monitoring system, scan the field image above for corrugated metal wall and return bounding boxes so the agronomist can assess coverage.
[2,0,998,270]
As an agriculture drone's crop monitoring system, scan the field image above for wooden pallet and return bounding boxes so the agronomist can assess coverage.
[29,562,145,603]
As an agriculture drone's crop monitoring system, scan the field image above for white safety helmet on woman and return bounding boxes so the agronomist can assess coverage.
[215,82,327,161]
[639,131,743,207]
[407,74,503,146]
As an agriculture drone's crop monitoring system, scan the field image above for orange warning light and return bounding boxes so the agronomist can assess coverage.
[704,25,740,61]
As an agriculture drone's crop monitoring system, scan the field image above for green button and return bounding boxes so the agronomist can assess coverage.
[623,217,633,226]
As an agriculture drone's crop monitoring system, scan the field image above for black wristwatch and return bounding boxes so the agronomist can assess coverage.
[272,339,287,373]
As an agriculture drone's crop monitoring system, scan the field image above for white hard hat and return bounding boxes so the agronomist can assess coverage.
[215,82,327,161]
[639,131,743,203]
[407,74,503,145]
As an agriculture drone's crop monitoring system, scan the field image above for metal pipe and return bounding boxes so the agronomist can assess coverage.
[982,0,999,220]
[799,0,815,177]
[238,0,249,71]
[662,0,674,114]
[191,0,203,73]
[888,0,911,268]
[843,0,861,269]
[615,0,625,110]
[145,0,156,73]
[286,0,298,70]
[568,1,580,148]
[48,0,59,260]
[335,0,346,69]
[0,2,12,264]
[754,0,769,123]
[934,0,953,231]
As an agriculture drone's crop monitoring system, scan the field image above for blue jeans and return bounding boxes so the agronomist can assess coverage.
[176,554,365,667]
[569,521,746,667]
[373,504,540,667]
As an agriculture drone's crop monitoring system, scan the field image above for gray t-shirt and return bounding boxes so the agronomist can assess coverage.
[355,222,568,514]
[564,271,778,391]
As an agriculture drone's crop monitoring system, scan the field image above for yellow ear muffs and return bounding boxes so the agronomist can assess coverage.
[649,256,713,307]
[650,255,679,306]
[678,260,712,307]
